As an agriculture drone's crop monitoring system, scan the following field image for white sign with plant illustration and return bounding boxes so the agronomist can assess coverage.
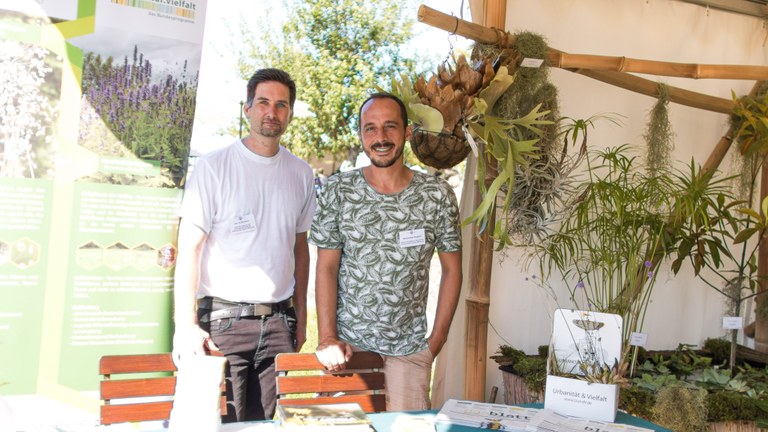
[545,309,623,422]
[549,309,623,375]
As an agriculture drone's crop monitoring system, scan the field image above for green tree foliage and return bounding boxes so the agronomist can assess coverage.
[235,0,427,163]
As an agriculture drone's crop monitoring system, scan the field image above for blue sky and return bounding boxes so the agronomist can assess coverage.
[189,0,472,155]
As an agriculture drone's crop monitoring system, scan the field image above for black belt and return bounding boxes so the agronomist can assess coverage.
[197,296,293,322]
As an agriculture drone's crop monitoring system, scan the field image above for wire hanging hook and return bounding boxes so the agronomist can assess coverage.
[442,1,466,67]
[442,14,458,66]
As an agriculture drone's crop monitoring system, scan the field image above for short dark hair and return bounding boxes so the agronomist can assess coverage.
[357,92,409,131]
[246,68,296,109]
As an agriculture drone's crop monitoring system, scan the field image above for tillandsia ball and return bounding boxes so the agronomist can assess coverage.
[576,281,584,289]
[644,260,652,268]
[647,271,654,278]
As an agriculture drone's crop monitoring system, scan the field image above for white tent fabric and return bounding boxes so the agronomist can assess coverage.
[431,0,767,406]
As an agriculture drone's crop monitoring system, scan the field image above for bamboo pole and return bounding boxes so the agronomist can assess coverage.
[418,4,498,45]
[418,5,768,81]
[574,68,733,114]
[458,0,506,404]
[755,163,768,351]
[481,0,506,34]
[417,4,754,114]
[549,52,768,80]
[462,211,493,401]
[455,150,495,402]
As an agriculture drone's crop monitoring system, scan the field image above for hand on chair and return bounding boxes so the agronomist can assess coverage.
[172,324,219,365]
[315,337,353,372]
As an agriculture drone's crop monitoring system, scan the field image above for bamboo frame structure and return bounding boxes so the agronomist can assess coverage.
[757,163,768,352]
[462,1,506,404]
[567,65,733,114]
[417,2,768,402]
[463,198,494,402]
[548,51,768,80]
[417,4,768,114]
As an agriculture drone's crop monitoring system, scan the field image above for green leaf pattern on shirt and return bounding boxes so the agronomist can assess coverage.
[310,169,461,356]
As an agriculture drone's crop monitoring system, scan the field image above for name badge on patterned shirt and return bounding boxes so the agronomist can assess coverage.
[232,214,257,234]
[399,229,426,248]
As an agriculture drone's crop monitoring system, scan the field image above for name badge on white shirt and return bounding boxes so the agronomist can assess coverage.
[232,214,257,234]
[399,228,426,248]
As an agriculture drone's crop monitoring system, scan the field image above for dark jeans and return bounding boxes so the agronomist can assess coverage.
[199,308,297,422]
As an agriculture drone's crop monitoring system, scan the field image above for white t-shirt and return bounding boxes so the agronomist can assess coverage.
[179,140,316,303]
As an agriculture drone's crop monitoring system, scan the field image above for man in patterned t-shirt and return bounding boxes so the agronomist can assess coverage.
[310,92,462,411]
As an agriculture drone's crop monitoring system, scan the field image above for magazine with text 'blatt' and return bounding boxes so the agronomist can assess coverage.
[436,399,537,431]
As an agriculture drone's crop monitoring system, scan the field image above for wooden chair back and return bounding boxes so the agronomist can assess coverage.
[99,353,226,425]
[275,351,386,413]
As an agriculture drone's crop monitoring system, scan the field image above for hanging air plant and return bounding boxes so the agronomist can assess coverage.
[643,83,674,175]
[385,31,569,248]
[469,32,582,249]
[729,83,768,201]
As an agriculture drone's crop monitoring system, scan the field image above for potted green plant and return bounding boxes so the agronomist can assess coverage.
[522,142,735,376]
[668,86,768,373]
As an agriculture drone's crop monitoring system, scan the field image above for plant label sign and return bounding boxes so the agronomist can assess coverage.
[629,332,648,347]
[544,309,623,422]
[520,58,544,68]
[722,316,743,330]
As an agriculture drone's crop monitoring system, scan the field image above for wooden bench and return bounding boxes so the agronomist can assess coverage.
[99,353,226,425]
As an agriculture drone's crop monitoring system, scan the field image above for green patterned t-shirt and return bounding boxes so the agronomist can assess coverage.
[309,168,462,356]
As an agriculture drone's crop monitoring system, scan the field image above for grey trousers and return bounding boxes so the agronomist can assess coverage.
[199,309,297,422]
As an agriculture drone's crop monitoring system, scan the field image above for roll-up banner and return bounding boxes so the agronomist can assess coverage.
[0,0,207,424]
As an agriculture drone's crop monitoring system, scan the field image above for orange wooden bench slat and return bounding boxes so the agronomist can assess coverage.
[100,377,177,399]
[99,353,176,375]
[275,352,383,371]
[276,373,386,394]
[100,401,173,425]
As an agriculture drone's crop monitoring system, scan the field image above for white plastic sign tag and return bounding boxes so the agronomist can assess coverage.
[520,58,544,68]
[722,316,743,330]
[629,332,648,347]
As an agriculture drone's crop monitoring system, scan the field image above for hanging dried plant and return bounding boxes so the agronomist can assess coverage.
[643,83,674,175]
[471,32,582,248]
[729,82,768,203]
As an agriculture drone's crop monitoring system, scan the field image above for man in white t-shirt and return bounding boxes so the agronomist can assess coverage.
[172,68,316,422]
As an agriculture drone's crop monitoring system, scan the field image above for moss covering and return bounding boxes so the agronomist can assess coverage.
[512,356,547,395]
[651,385,708,431]
[703,337,731,367]
[706,392,765,422]
[537,344,549,358]
[619,386,655,420]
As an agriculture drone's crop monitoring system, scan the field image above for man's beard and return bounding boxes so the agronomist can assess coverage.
[366,141,403,168]
[257,120,285,138]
